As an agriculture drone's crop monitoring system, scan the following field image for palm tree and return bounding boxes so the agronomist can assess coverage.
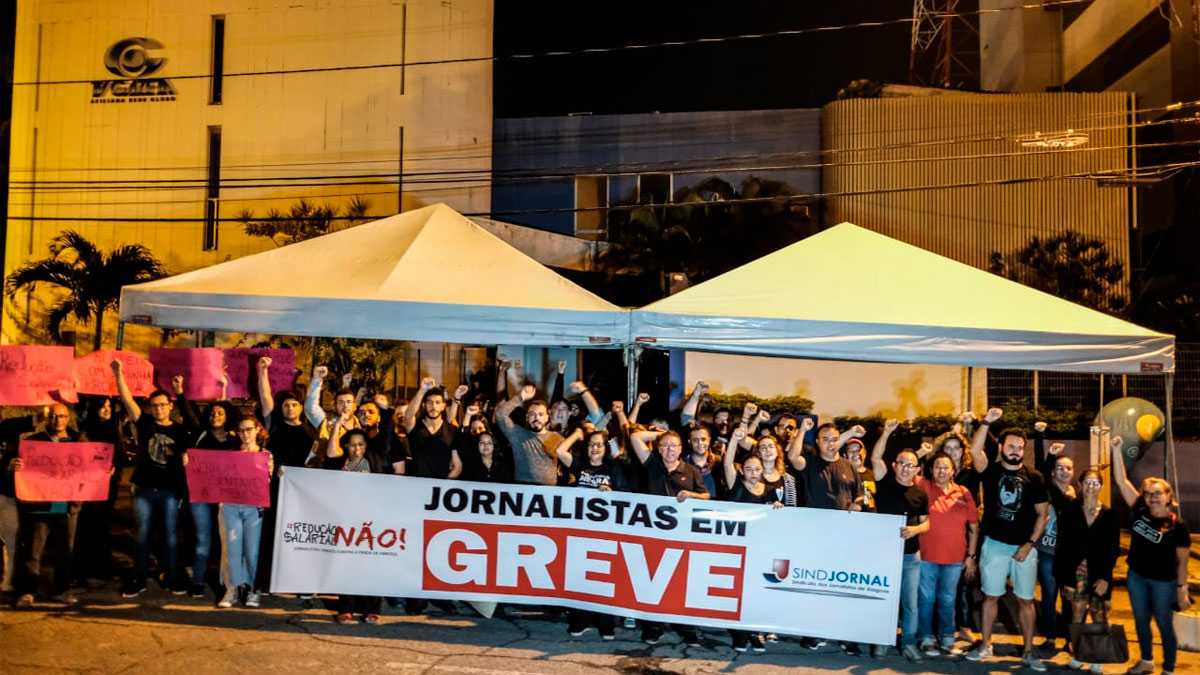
[5,230,168,350]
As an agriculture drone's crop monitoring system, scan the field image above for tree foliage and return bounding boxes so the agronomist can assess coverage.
[4,231,168,350]
[238,196,372,247]
[989,230,1128,315]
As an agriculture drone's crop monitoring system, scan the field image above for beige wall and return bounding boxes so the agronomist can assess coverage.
[979,0,1063,92]
[685,352,975,422]
[4,0,493,352]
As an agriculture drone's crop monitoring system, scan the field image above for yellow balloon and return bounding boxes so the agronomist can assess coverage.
[1136,414,1163,443]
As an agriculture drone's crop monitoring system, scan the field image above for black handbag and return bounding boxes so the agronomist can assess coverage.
[1069,622,1130,664]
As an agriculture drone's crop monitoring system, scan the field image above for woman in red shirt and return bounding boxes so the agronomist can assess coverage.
[916,451,979,656]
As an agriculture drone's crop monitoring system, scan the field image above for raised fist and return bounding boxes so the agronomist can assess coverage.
[420,376,436,391]
[257,356,272,371]
[637,392,650,404]
[920,441,933,455]
[756,409,771,423]
[465,404,481,419]
[519,384,536,402]
[373,393,389,410]
[1048,442,1065,456]
[959,411,976,424]
[568,381,587,396]
[884,418,900,433]
[110,359,123,374]
[984,408,1003,424]
[312,365,328,380]
[1110,435,1123,449]
[581,421,597,434]
[171,375,185,395]
[611,400,625,414]
[1034,421,1048,433]
[694,381,709,394]
[557,360,567,374]
[453,385,469,401]
[742,402,758,418]
[512,359,523,370]
[730,427,746,443]
[800,417,815,433]
[848,424,866,438]
[498,359,511,371]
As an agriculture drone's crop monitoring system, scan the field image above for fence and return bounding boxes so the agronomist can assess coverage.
[987,342,1200,438]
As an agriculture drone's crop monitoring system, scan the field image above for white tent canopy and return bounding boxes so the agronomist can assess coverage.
[629,223,1174,374]
[119,203,627,346]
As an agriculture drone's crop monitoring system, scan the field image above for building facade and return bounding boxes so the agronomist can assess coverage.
[4,0,493,351]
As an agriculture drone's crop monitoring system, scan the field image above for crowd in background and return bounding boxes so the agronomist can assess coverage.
[0,357,1191,674]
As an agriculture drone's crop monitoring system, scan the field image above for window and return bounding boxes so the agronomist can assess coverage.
[209,16,225,105]
[574,175,609,240]
[203,126,221,251]
[638,173,672,205]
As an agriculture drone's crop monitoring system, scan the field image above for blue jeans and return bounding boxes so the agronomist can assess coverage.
[900,552,921,646]
[219,504,263,589]
[133,487,181,585]
[190,502,214,585]
[1037,552,1059,638]
[1127,570,1178,671]
[919,561,964,641]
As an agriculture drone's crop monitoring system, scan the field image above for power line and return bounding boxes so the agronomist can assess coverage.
[10,0,1095,88]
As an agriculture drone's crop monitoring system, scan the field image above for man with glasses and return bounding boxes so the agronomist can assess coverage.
[872,444,931,660]
[112,361,195,598]
[964,408,1051,672]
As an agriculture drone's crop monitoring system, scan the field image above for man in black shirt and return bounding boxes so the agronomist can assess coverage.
[785,421,862,511]
[402,378,461,479]
[629,428,709,645]
[113,361,195,598]
[964,407,1050,672]
[0,408,36,595]
[873,447,930,660]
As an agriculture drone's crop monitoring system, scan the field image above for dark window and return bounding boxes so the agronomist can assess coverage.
[638,173,671,205]
[209,16,225,105]
[203,126,221,251]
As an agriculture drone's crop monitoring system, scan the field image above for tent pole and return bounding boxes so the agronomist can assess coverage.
[115,321,125,350]
[625,345,641,409]
[966,367,974,411]
[1164,372,1179,496]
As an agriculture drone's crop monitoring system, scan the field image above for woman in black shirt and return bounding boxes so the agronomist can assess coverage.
[324,427,385,623]
[1111,436,1192,675]
[460,432,512,483]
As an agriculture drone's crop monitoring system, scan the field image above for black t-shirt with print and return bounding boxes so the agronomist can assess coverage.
[979,463,1048,546]
[875,474,930,554]
[641,452,707,498]
[727,480,777,505]
[797,453,861,511]
[132,414,191,491]
[571,456,618,491]
[1128,502,1191,581]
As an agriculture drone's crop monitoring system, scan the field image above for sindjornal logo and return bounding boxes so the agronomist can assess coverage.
[763,558,789,584]
[91,37,177,103]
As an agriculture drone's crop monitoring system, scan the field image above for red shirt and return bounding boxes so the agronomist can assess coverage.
[916,477,979,564]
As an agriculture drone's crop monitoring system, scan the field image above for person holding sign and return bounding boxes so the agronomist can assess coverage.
[323,425,384,623]
[9,403,89,607]
[112,360,194,599]
[205,416,273,609]
[0,407,38,595]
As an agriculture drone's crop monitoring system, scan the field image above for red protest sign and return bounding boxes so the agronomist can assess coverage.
[15,440,114,502]
[74,349,154,397]
[0,345,77,405]
[148,348,226,400]
[222,348,297,399]
[185,449,271,507]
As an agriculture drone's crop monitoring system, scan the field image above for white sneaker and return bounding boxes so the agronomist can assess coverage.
[245,591,261,608]
[940,637,963,656]
[965,643,992,662]
[919,637,939,657]
[1022,651,1047,672]
[218,587,237,608]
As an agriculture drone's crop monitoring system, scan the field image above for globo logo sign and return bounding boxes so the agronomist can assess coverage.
[91,37,177,103]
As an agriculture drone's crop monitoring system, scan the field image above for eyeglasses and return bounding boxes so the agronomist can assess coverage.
[236,426,258,433]
[895,462,919,470]
[1082,480,1102,487]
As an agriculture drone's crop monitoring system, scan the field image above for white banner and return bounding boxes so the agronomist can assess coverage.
[271,468,905,645]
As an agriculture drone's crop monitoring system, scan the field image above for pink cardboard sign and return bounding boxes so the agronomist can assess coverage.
[0,345,77,405]
[15,440,114,502]
[149,348,226,400]
[222,348,297,399]
[185,449,271,507]
[74,349,154,397]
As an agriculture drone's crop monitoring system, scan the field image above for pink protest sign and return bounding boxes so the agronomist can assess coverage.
[222,348,297,399]
[185,449,271,507]
[15,440,114,502]
[148,348,226,400]
[0,345,77,405]
[75,349,154,397]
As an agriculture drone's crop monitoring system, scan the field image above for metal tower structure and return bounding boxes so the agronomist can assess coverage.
[909,0,981,89]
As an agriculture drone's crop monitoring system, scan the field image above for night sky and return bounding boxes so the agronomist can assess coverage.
[494,0,915,117]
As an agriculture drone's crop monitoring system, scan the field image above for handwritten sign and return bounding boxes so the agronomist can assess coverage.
[74,349,154,397]
[0,345,77,405]
[148,348,226,400]
[185,449,270,507]
[15,440,114,502]
[222,348,297,399]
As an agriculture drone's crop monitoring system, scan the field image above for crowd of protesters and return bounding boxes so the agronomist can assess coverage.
[0,357,1192,674]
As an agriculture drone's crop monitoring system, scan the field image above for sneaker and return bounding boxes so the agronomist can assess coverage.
[901,644,924,662]
[170,578,189,596]
[363,613,380,624]
[940,637,963,657]
[245,591,261,608]
[680,629,702,648]
[1022,650,1047,672]
[120,580,147,598]
[50,592,79,606]
[842,642,862,657]
[765,633,778,643]
[568,623,590,637]
[920,637,939,657]
[600,628,615,641]
[750,634,766,653]
[335,612,355,624]
[642,629,662,645]
[623,617,636,630]
[218,588,237,608]
[1124,661,1154,675]
[15,593,34,607]
[800,637,826,650]
[965,643,993,662]
[188,583,206,599]
[732,637,749,653]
